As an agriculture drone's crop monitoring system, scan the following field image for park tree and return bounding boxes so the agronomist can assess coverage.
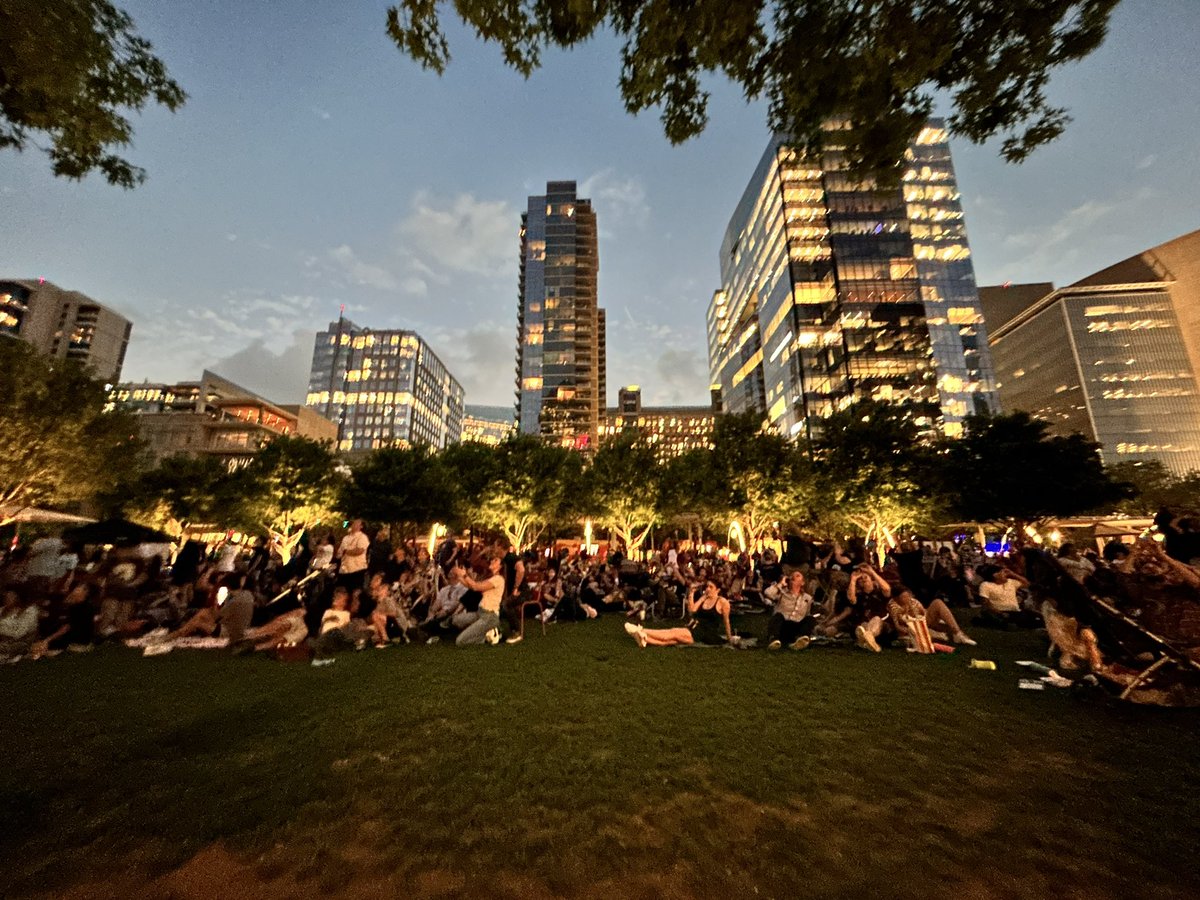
[1103,460,1200,516]
[586,432,661,556]
[0,339,144,521]
[1,0,186,187]
[942,411,1130,529]
[476,436,583,551]
[236,436,342,563]
[119,453,246,537]
[707,411,815,547]
[439,440,505,532]
[386,0,1118,178]
[812,401,944,562]
[658,447,719,547]
[341,444,458,541]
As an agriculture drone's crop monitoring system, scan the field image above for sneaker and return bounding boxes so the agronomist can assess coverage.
[952,632,977,646]
[623,621,641,637]
[767,640,782,651]
[426,636,440,645]
[505,633,524,645]
[790,636,811,651]
[634,626,647,648]
[484,627,501,645]
[855,625,881,653]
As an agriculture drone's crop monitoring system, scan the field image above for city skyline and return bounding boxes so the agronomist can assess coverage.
[2,0,1198,410]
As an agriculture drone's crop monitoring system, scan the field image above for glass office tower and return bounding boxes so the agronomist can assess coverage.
[516,181,604,449]
[306,318,464,452]
[984,230,1200,475]
[707,122,996,439]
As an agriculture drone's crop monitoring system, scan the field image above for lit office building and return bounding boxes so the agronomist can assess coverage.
[1,278,132,382]
[111,370,337,466]
[598,386,717,460]
[306,318,464,452]
[461,407,515,446]
[706,122,996,440]
[982,229,1200,475]
[516,181,605,449]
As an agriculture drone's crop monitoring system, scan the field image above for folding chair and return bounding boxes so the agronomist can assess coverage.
[518,585,547,638]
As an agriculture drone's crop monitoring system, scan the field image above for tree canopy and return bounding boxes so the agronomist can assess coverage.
[0,0,186,186]
[386,0,1119,177]
[0,338,143,516]
[942,411,1130,525]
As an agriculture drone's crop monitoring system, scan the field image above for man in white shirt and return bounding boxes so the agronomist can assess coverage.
[978,567,1039,627]
[336,519,370,591]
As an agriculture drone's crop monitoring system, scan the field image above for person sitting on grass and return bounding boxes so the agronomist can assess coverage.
[422,564,468,635]
[625,580,736,648]
[977,566,1040,627]
[312,587,374,654]
[244,606,309,652]
[0,588,40,659]
[843,564,893,653]
[455,554,504,646]
[166,574,257,644]
[34,582,97,654]
[368,572,409,647]
[887,588,976,647]
[766,569,815,650]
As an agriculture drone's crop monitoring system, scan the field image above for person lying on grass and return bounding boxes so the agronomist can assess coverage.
[625,580,736,648]
[244,606,309,652]
[887,588,976,647]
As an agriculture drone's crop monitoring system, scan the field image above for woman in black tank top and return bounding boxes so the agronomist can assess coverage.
[623,580,735,648]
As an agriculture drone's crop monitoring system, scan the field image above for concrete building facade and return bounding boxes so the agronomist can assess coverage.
[111,370,337,466]
[1,278,132,382]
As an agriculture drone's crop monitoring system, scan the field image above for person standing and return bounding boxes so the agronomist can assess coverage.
[336,520,370,593]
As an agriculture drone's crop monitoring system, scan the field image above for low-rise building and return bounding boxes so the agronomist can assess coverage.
[111,370,337,466]
[599,386,718,459]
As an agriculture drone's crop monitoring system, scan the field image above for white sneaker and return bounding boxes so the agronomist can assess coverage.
[952,632,977,646]
[767,640,782,650]
[484,628,501,645]
[855,625,881,653]
[623,621,641,637]
[790,636,811,651]
[505,633,524,644]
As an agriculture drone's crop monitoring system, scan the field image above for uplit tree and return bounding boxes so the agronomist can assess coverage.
[1103,460,1200,516]
[237,436,342,563]
[341,444,457,540]
[476,436,583,551]
[812,401,944,562]
[119,453,246,537]
[586,432,661,556]
[386,0,1118,179]
[1,0,186,186]
[0,339,144,521]
[706,411,816,547]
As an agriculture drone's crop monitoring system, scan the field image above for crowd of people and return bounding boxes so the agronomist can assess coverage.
[0,517,1144,665]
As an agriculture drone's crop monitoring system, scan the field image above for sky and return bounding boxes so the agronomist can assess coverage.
[3,0,1199,409]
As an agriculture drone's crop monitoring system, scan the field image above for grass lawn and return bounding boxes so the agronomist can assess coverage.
[2,613,1198,899]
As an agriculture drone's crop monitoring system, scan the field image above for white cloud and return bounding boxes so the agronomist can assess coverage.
[422,321,516,407]
[312,106,332,121]
[395,190,514,279]
[1135,154,1157,171]
[581,168,650,231]
[328,244,400,291]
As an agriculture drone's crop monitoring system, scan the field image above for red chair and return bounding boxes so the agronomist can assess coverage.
[518,585,547,638]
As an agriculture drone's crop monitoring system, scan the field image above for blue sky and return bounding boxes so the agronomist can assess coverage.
[3,0,1198,408]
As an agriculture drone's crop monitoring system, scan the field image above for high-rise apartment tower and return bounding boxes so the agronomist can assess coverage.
[516,181,604,448]
[707,122,996,439]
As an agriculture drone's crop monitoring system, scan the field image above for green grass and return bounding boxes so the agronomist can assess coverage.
[2,615,1198,898]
